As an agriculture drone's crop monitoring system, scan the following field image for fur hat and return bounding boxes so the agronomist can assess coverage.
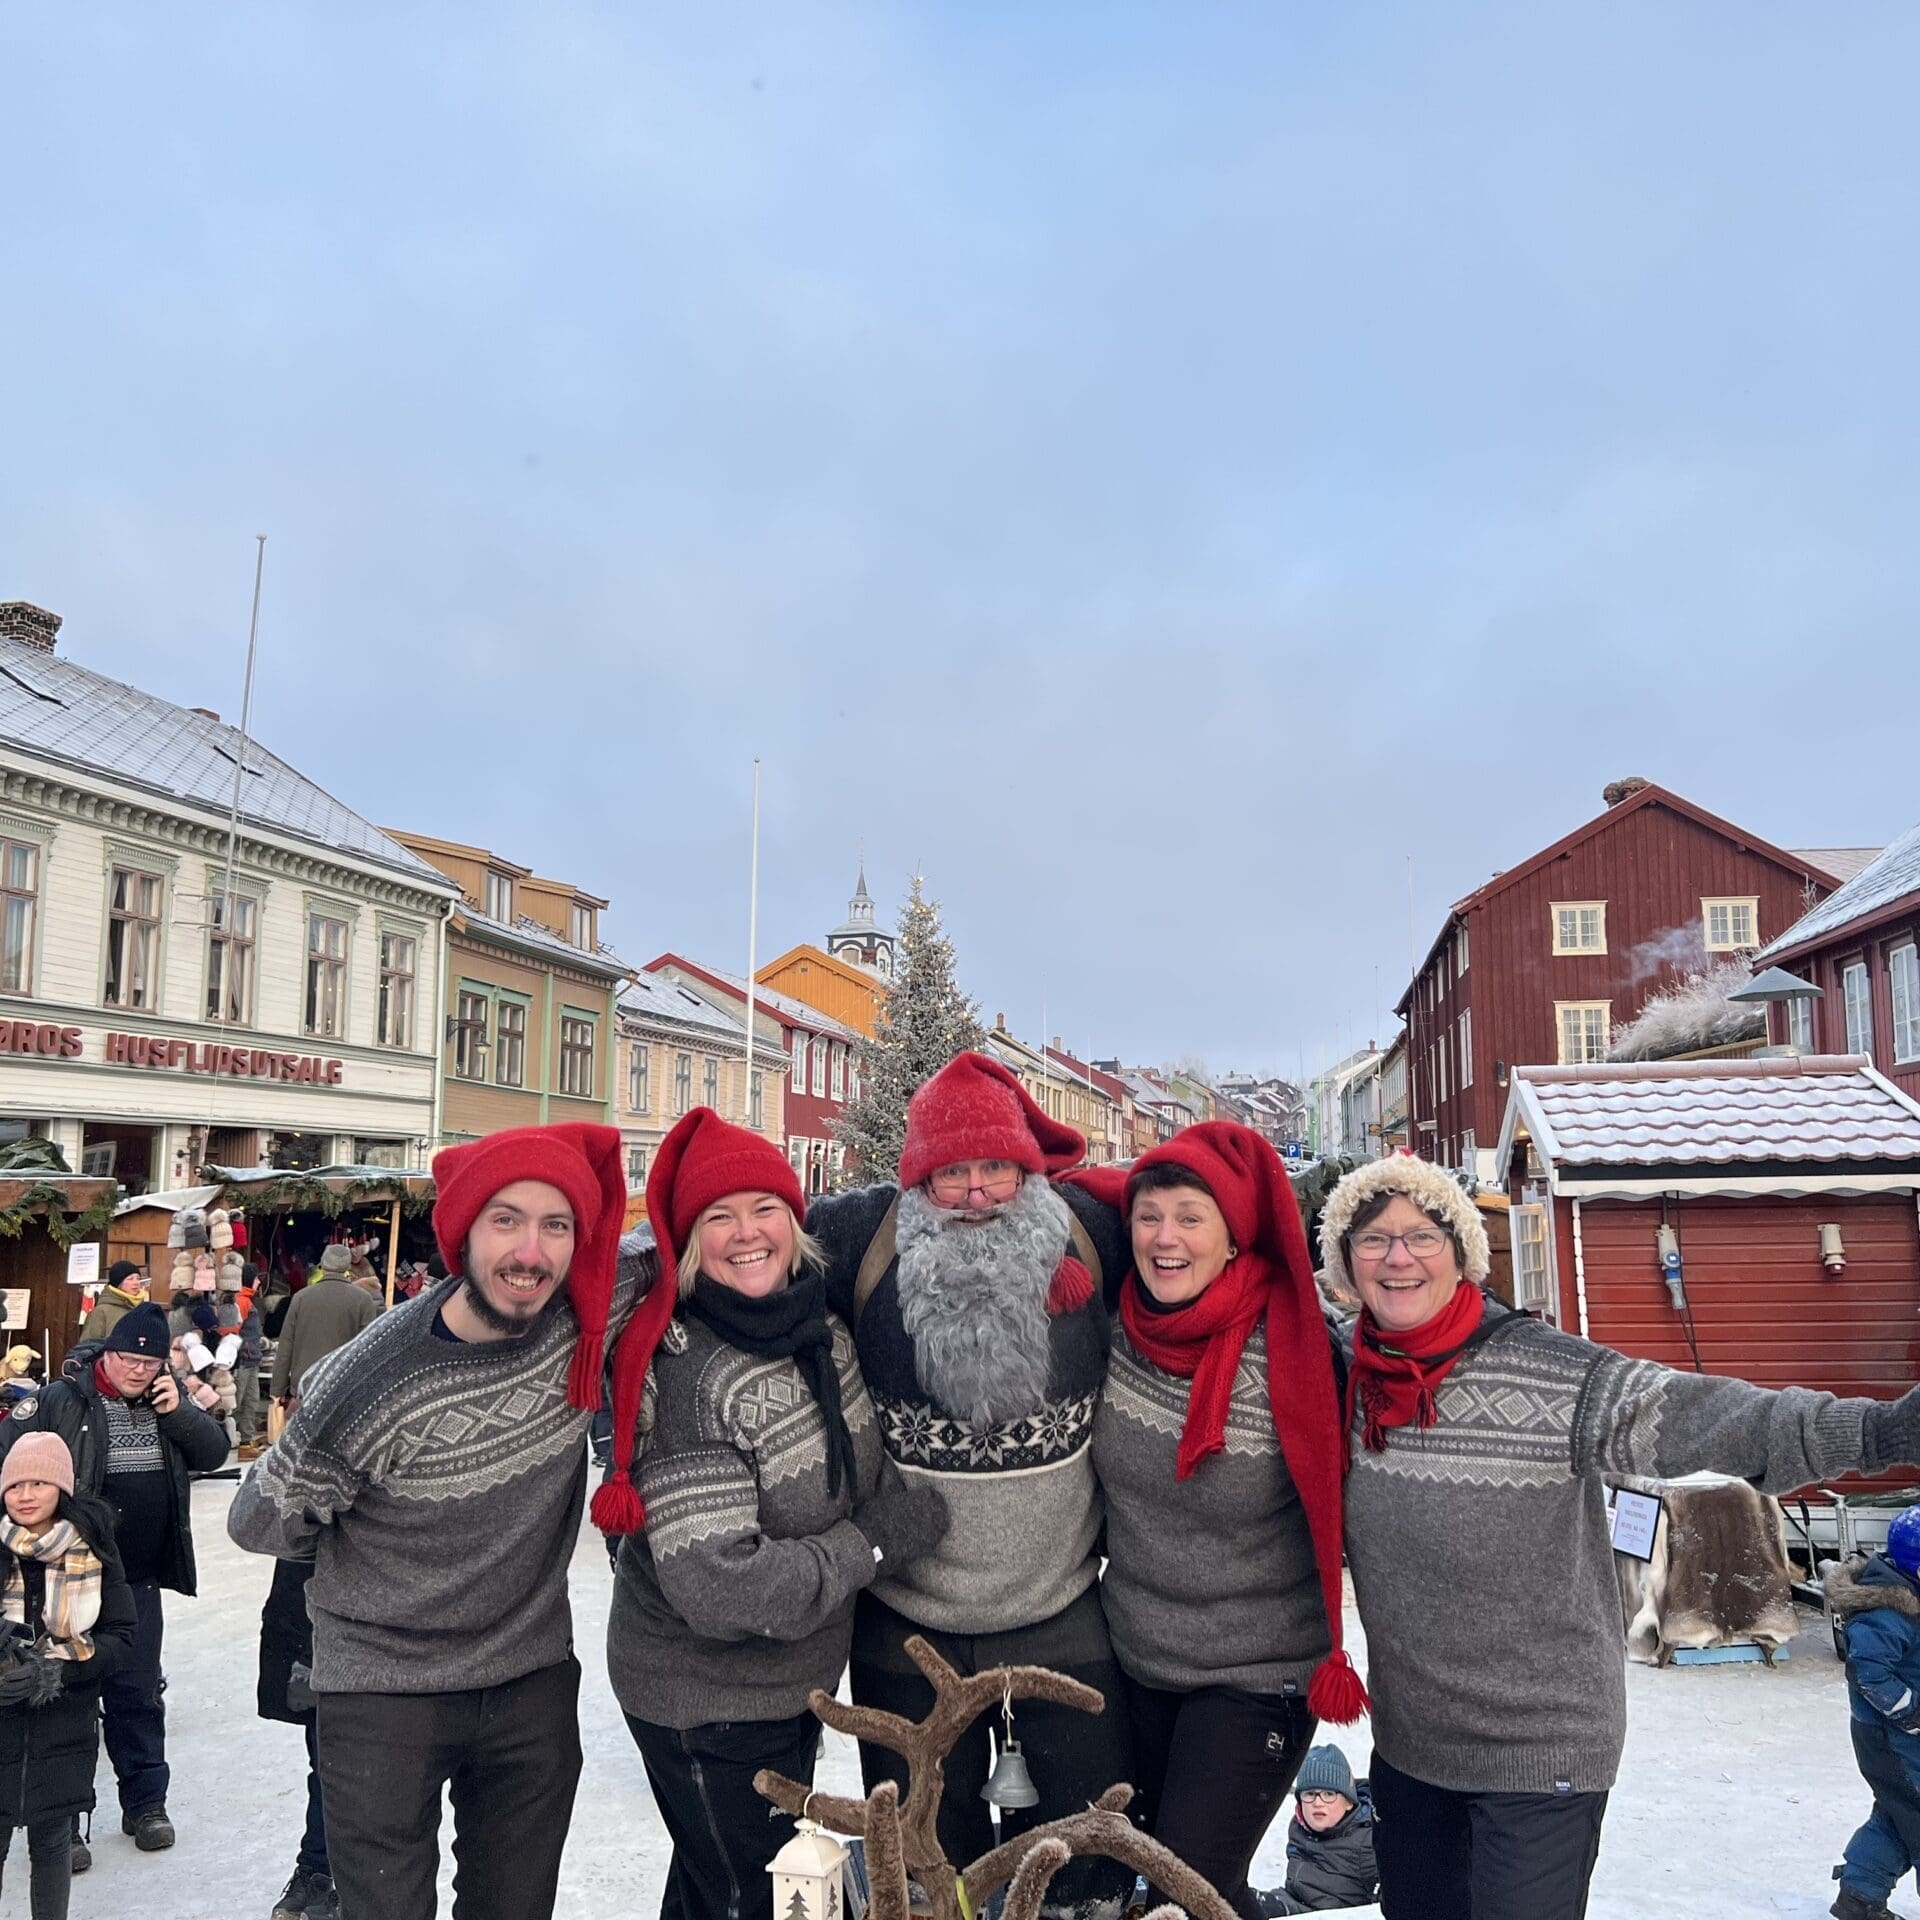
[1,1432,75,1498]
[1294,1745,1356,1805]
[318,1244,353,1276]
[432,1122,628,1415]
[103,1303,171,1357]
[1317,1154,1491,1296]
[899,1053,1085,1192]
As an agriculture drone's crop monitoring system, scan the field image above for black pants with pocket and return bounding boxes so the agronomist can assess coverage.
[1120,1673,1316,1920]
[315,1655,584,1920]
[626,1708,821,1920]
[1371,1750,1608,1920]
[850,1585,1136,1917]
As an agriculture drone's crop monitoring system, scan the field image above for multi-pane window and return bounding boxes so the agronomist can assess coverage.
[377,931,415,1048]
[0,840,38,993]
[810,1038,827,1098]
[496,999,527,1087]
[1703,897,1759,952]
[1458,1009,1473,1088]
[627,1145,649,1188]
[1552,903,1607,954]
[1843,961,1873,1054]
[790,1029,806,1092]
[105,867,163,1009]
[304,914,349,1037]
[849,1056,861,1102]
[1512,1205,1552,1313]
[1456,924,1469,973]
[674,1051,693,1115]
[830,1044,846,1100]
[570,902,594,949]
[702,1055,719,1107]
[454,990,490,1079]
[206,890,257,1025]
[1890,946,1920,1064]
[1787,994,1815,1052]
[484,872,513,921]
[1556,1001,1611,1065]
[750,1070,765,1130]
[559,1016,596,1098]
[628,1044,651,1112]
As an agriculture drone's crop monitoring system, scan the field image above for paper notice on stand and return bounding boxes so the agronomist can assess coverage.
[1,1290,26,1330]
[1609,1488,1663,1561]
[65,1243,100,1289]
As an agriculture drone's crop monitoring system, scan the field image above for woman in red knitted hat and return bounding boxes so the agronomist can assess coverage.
[1085,1120,1360,1920]
[603,1108,947,1920]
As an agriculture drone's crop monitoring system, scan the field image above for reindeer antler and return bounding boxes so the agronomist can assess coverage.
[964,1804,1238,1920]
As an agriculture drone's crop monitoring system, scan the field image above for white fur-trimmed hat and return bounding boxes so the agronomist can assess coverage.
[1317,1154,1491,1294]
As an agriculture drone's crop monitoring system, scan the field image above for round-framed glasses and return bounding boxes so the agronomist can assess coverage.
[1350,1227,1451,1262]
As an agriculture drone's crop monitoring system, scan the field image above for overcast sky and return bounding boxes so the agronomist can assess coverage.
[7,4,1918,1081]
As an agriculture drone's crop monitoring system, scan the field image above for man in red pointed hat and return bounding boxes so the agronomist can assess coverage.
[807,1051,1136,1914]
[229,1122,655,1920]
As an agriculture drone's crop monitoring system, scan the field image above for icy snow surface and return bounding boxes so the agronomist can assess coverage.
[69,1481,1912,1919]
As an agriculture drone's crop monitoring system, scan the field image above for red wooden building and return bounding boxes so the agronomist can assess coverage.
[1754,820,1920,1101]
[1497,1055,1920,1496]
[1397,782,1844,1173]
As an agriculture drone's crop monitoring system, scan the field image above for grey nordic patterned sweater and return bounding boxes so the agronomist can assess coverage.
[1093,1322,1330,1695]
[228,1245,649,1694]
[608,1310,886,1731]
[1343,1296,1920,1794]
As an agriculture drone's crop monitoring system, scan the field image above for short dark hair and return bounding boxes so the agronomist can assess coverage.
[1344,1189,1464,1264]
[1128,1164,1218,1204]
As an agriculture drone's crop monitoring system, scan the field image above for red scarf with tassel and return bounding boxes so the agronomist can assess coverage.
[1346,1283,1488,1453]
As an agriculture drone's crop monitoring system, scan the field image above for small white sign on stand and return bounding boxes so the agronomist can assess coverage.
[1609,1488,1663,1561]
[1,1290,26,1331]
[65,1243,101,1290]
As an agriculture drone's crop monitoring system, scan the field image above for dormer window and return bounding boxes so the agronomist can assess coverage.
[483,872,514,921]
[570,902,595,949]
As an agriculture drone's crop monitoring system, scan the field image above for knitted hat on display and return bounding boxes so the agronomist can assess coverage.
[1294,1745,1357,1804]
[898,1053,1086,1192]
[1317,1153,1491,1297]
[209,1209,233,1251]
[592,1108,803,1537]
[317,1244,353,1276]
[103,1303,171,1358]
[178,1208,210,1251]
[432,1122,627,1414]
[1,1432,75,1498]
[190,1303,218,1335]
[1126,1121,1366,1724]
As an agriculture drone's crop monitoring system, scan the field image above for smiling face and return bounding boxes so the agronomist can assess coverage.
[693,1191,798,1300]
[458,1179,576,1337]
[1130,1180,1235,1307]
[3,1479,59,1531]
[1348,1192,1465,1333]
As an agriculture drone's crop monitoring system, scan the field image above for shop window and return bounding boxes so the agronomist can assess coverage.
[105,866,164,1009]
[0,839,38,993]
[377,931,416,1049]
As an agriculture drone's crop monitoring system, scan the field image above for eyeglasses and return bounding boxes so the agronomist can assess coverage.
[112,1356,164,1374]
[1350,1227,1451,1261]
[928,1166,1022,1203]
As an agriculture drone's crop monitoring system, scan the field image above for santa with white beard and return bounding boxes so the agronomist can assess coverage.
[808,1053,1133,1917]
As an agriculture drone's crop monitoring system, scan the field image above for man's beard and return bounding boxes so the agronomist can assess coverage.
[894,1175,1069,1429]
[460,1267,566,1340]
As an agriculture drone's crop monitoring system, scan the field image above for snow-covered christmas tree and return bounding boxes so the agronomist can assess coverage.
[832,874,986,1183]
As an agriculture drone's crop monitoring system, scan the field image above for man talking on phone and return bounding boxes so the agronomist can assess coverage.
[0,1300,228,1858]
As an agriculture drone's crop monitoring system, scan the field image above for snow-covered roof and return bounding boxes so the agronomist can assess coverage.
[461,904,634,980]
[649,957,861,1041]
[1499,1055,1920,1193]
[0,634,449,886]
[1758,821,1920,963]
[618,971,754,1042]
[1792,847,1883,884]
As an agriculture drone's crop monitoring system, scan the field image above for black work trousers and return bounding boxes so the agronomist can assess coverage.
[316,1655,584,1920]
[1121,1673,1316,1920]
[1371,1750,1607,1920]
[626,1708,821,1920]
[849,1586,1134,1917]
[101,1578,167,1816]
[0,1814,72,1920]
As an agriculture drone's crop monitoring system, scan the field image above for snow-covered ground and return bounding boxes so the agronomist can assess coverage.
[63,1480,1910,1920]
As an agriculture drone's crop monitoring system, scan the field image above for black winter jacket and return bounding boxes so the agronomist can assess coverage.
[1282,1791,1378,1912]
[257,1555,317,1727]
[0,1494,137,1823]
[0,1339,229,1596]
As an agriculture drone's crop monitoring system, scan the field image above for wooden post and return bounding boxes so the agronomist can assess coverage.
[384,1196,402,1309]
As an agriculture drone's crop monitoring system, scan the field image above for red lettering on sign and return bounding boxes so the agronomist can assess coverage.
[326,1059,344,1086]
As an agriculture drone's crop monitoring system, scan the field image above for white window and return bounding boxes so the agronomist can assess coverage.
[703,1055,719,1107]
[1458,1009,1473,1088]
[207,889,258,1026]
[628,1044,650,1112]
[626,1145,648,1188]
[1438,1033,1450,1102]
[1552,902,1607,955]
[1556,1001,1611,1065]
[1438,950,1448,995]
[810,1038,826,1098]
[484,872,513,921]
[1456,924,1469,973]
[377,930,415,1048]
[1512,1204,1553,1313]
[1703,897,1759,952]
[1891,945,1920,1065]
[829,1043,845,1101]
[1844,961,1874,1054]
[1461,1128,1476,1171]
[570,902,594,949]
[674,1051,693,1115]
[750,1070,766,1130]
[790,1028,806,1093]
[0,839,37,994]
[304,913,348,1037]
[105,867,164,1009]
[1787,995,1815,1051]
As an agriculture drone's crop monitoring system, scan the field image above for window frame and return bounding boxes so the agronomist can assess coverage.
[1551,901,1608,956]
[750,1070,766,1131]
[0,837,40,995]
[810,1037,826,1098]
[1455,923,1469,974]
[790,1028,806,1093]
[484,871,514,922]
[1787,994,1815,1052]
[1702,896,1760,953]
[558,1011,598,1100]
[1555,1000,1612,1065]
[829,1043,846,1101]
[1512,1202,1553,1315]
[628,1040,651,1113]
[376,928,416,1049]
[1843,959,1874,1055]
[673,1051,694,1116]
[1891,944,1920,1066]
[303,911,350,1039]
[626,1144,648,1189]
[205,886,259,1027]
[702,1054,719,1108]
[570,902,595,949]
[104,864,166,1010]
[453,988,491,1081]
[1458,1008,1473,1089]
[494,993,530,1088]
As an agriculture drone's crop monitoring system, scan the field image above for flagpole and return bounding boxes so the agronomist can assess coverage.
[744,760,761,1128]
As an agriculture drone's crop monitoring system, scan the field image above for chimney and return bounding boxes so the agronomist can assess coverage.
[0,603,61,654]
[1603,776,1650,807]
[994,1012,1006,1031]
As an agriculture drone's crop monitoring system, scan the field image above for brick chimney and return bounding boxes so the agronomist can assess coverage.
[0,604,61,654]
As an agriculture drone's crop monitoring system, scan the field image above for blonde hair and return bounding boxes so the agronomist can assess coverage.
[677,1200,826,1300]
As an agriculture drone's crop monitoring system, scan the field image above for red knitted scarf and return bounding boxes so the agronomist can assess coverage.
[1345,1283,1487,1453]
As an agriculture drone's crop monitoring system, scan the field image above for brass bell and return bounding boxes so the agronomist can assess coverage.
[981,1739,1039,1809]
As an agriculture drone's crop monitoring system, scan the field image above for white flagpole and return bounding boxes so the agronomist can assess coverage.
[744,760,761,1127]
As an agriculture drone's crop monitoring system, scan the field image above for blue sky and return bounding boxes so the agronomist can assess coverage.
[6,3,1917,1079]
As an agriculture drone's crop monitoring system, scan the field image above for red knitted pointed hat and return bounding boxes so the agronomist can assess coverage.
[591,1108,806,1537]
[899,1052,1086,1191]
[1127,1122,1369,1724]
[431,1122,628,1415]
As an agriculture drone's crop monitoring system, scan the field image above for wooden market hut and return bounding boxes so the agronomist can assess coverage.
[2,1173,119,1378]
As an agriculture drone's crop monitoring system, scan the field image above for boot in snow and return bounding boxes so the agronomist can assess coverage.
[1831,1887,1896,1920]
[124,1804,175,1850]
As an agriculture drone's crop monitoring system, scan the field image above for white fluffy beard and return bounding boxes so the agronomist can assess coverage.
[894,1175,1070,1430]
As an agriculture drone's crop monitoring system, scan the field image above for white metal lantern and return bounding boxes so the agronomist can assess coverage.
[769,1820,848,1920]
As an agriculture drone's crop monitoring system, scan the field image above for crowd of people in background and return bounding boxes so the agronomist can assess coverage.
[1,1054,1919,1920]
